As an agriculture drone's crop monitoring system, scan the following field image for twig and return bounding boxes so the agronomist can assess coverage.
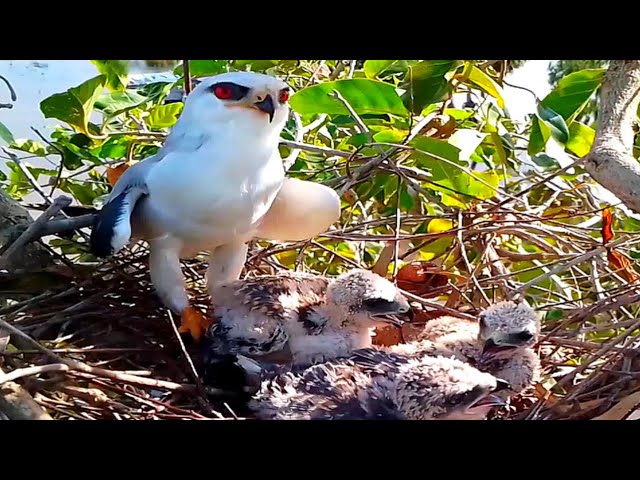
[2,146,54,203]
[37,214,97,237]
[456,210,490,305]
[278,139,352,158]
[0,316,193,393]
[0,195,72,270]
[0,363,70,385]
[329,90,377,148]
[329,61,347,80]
[514,236,630,296]
[400,290,477,321]
[0,74,17,102]
[183,60,192,95]
[166,310,217,412]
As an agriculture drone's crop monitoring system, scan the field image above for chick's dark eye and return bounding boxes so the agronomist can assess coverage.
[363,298,394,310]
[279,88,290,103]
[517,331,534,342]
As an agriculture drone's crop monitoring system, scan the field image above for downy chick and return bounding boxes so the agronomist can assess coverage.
[201,268,412,367]
[391,301,541,399]
[239,349,508,420]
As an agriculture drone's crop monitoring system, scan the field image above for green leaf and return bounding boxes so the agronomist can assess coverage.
[137,81,174,102]
[531,153,560,169]
[384,175,399,200]
[9,139,47,156]
[566,121,595,157]
[40,75,107,135]
[233,60,279,72]
[462,65,505,109]
[92,136,129,160]
[399,186,414,210]
[90,60,129,91]
[174,60,228,77]
[541,68,606,123]
[0,121,14,144]
[95,90,148,117]
[400,60,459,114]
[537,103,570,144]
[60,179,97,205]
[411,136,499,207]
[146,103,184,130]
[363,60,396,79]
[373,128,407,144]
[528,116,551,155]
[428,219,454,233]
[290,79,408,117]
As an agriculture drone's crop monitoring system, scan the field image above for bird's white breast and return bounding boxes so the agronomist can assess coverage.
[144,128,285,250]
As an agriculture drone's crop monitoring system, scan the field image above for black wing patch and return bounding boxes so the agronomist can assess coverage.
[89,189,131,257]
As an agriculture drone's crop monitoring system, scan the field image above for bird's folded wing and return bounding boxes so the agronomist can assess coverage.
[255,178,341,242]
[89,156,159,257]
[207,317,290,358]
[350,347,409,375]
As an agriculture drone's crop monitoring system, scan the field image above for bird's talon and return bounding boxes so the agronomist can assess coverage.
[179,307,212,342]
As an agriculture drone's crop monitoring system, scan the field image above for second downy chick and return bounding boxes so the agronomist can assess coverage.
[218,349,508,420]
[201,268,413,367]
[391,301,541,400]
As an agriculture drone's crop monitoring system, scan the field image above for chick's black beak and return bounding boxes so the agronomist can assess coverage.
[494,378,511,393]
[482,338,498,355]
[254,94,275,123]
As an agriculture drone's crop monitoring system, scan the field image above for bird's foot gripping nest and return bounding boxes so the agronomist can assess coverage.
[178,307,212,342]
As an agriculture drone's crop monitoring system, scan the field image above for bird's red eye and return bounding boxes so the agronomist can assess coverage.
[279,89,290,103]
[214,86,233,99]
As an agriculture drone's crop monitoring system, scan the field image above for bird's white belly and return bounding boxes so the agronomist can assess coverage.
[145,146,284,250]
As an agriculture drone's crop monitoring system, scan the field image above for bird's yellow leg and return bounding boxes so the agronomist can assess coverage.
[178,306,212,341]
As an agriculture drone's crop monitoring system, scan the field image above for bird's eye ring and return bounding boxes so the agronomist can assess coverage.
[279,88,290,103]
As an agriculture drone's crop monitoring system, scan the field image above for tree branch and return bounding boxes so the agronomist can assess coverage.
[584,60,640,213]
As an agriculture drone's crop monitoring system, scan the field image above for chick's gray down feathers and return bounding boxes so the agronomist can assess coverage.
[202,268,412,366]
[246,348,506,420]
[390,301,541,399]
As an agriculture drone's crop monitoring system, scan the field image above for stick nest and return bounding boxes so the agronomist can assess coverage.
[2,205,640,421]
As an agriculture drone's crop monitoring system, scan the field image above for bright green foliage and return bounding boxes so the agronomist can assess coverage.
[0,59,631,310]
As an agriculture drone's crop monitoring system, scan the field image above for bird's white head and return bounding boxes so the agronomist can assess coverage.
[173,71,292,140]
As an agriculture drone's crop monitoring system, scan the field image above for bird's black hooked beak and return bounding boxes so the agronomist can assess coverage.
[254,94,275,123]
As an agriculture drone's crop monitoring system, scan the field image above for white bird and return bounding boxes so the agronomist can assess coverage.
[89,71,341,340]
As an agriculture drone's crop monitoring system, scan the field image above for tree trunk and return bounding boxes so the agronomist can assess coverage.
[584,60,640,213]
[0,188,54,273]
